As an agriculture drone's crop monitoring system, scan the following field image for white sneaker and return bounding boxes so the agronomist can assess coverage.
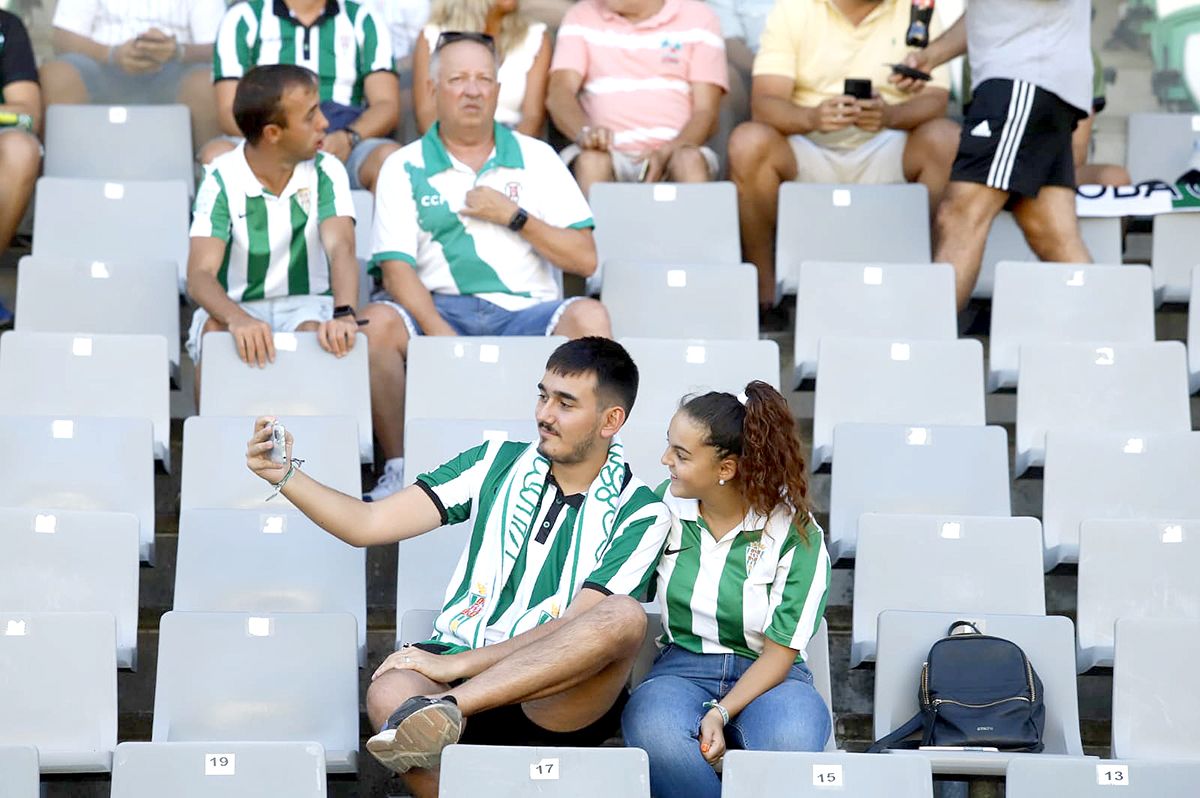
[364,459,404,502]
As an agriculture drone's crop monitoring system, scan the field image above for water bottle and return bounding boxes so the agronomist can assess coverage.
[0,111,34,132]
[906,0,935,48]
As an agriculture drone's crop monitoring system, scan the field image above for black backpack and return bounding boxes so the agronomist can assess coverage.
[868,621,1046,753]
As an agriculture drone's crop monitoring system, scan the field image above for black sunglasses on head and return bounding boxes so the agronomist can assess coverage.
[435,31,497,56]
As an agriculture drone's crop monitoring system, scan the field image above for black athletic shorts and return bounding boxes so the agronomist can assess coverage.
[414,641,628,747]
[951,78,1087,197]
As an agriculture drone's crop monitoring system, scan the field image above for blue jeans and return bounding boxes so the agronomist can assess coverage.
[622,645,831,798]
[372,291,577,337]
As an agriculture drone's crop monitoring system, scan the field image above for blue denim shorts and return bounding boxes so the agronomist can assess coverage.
[371,291,580,337]
[55,53,205,105]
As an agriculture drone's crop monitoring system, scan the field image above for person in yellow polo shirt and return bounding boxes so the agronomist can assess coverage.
[727,0,959,318]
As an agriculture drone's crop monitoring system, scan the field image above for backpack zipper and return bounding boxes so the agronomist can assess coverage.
[922,638,1039,707]
[931,696,1031,709]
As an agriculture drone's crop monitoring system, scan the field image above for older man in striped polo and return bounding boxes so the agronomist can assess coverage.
[186,65,361,407]
[546,0,729,196]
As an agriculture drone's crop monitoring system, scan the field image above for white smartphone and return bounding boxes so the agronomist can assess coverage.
[270,423,288,465]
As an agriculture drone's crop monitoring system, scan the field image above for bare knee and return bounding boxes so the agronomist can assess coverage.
[589,594,647,656]
[39,59,88,103]
[572,150,614,185]
[667,146,710,182]
[366,670,430,727]
[728,121,785,179]
[0,131,42,183]
[936,185,1000,232]
[553,298,611,338]
[908,118,960,168]
[359,142,400,193]
[360,302,410,356]
[198,138,237,165]
[176,67,212,103]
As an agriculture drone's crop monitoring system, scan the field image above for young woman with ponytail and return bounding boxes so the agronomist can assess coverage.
[621,380,832,798]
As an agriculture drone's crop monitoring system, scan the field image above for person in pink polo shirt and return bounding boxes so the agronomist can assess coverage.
[546,0,728,195]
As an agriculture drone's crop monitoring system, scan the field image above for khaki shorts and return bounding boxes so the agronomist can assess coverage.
[788,129,908,184]
[560,144,720,182]
[187,295,333,364]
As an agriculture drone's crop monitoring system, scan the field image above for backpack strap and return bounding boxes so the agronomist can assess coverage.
[866,710,926,753]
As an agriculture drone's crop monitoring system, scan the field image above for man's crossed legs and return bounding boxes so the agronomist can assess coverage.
[365,594,647,798]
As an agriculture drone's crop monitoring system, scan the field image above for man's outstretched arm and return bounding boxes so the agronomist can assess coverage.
[247,416,441,546]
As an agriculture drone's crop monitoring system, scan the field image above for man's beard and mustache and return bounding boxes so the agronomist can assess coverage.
[536,418,604,465]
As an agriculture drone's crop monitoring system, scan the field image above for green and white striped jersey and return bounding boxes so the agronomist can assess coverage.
[214,0,392,107]
[371,123,594,311]
[190,142,355,301]
[415,439,671,652]
[653,482,830,662]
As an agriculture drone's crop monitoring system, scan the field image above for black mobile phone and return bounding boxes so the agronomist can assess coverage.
[889,63,932,82]
[844,78,873,100]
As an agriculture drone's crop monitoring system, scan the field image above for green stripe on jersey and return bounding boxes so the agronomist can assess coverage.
[317,154,338,220]
[279,17,296,64]
[663,523,704,652]
[355,12,379,106]
[317,17,337,101]
[404,161,522,298]
[288,196,310,295]
[432,441,529,613]
[715,535,752,651]
[241,195,271,300]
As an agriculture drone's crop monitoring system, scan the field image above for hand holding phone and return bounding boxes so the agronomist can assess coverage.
[889,63,932,82]
[844,78,873,100]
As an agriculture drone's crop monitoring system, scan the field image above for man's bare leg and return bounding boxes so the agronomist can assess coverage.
[367,670,449,798]
[177,67,221,157]
[552,298,611,338]
[1011,186,1093,263]
[727,121,799,307]
[445,594,644,718]
[359,302,408,461]
[665,146,712,183]
[0,130,40,254]
[39,59,90,104]
[367,595,646,788]
[903,117,960,210]
[571,150,615,198]
[932,180,1010,310]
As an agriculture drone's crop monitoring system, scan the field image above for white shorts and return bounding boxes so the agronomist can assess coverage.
[788,129,908,184]
[560,144,720,182]
[186,295,333,364]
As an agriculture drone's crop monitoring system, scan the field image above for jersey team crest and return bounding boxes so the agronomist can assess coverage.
[448,582,490,633]
[536,603,562,626]
[745,539,767,573]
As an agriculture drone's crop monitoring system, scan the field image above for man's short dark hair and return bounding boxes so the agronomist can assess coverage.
[233,65,318,145]
[545,337,639,416]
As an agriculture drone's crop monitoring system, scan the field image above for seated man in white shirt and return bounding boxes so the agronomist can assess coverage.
[39,0,225,147]
[186,65,361,407]
[360,32,609,501]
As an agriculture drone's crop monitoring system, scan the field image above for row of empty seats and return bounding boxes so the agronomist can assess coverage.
[1,742,1194,797]
[27,171,1200,303]
[4,610,1196,776]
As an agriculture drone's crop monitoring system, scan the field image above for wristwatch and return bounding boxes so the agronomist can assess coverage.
[346,128,363,149]
[507,207,529,232]
[333,305,357,319]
